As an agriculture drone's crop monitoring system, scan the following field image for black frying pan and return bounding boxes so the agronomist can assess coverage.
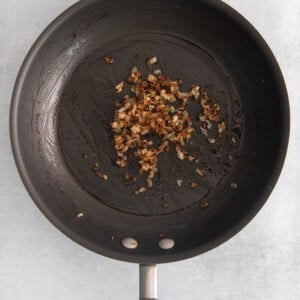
[10,0,289,299]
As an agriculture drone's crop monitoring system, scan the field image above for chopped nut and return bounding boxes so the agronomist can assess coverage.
[101,174,108,180]
[135,187,147,195]
[190,182,198,189]
[200,127,208,137]
[111,64,224,187]
[231,182,238,189]
[206,120,212,130]
[177,179,183,187]
[147,178,153,188]
[146,56,157,66]
[218,121,226,133]
[196,168,205,176]
[231,136,238,145]
[115,81,125,93]
[176,146,185,160]
[200,202,209,209]
[104,56,113,64]
[190,85,200,100]
[76,212,84,218]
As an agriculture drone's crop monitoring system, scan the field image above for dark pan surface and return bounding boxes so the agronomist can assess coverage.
[10,0,289,263]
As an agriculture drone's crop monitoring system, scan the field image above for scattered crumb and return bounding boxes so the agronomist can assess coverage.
[135,187,147,195]
[147,178,153,188]
[115,81,125,93]
[190,182,198,189]
[153,69,161,75]
[111,234,116,240]
[177,179,183,187]
[200,202,209,209]
[101,174,108,180]
[188,155,195,161]
[159,233,165,239]
[231,136,238,145]
[206,120,212,130]
[200,127,208,137]
[104,56,113,64]
[94,163,100,168]
[76,212,84,218]
[208,138,216,144]
[231,182,238,189]
[176,146,185,160]
[218,121,226,133]
[146,56,157,66]
[196,168,205,177]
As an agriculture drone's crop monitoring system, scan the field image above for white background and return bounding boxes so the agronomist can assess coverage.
[0,0,299,299]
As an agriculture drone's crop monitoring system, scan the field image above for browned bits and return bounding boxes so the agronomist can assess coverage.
[218,121,226,133]
[111,64,225,189]
[104,56,113,64]
[190,182,198,189]
[199,90,221,122]
[115,81,125,93]
[92,163,108,181]
[146,56,157,66]
[135,187,147,195]
[200,202,209,209]
[195,168,205,177]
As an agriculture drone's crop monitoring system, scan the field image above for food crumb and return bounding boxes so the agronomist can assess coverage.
[146,56,157,66]
[111,234,116,240]
[104,56,113,64]
[231,182,238,189]
[200,202,209,209]
[177,179,183,187]
[200,127,208,137]
[231,136,238,145]
[115,81,125,93]
[101,174,108,180]
[195,168,205,177]
[153,69,161,75]
[159,233,165,239]
[190,182,198,189]
[208,138,216,144]
[218,121,226,133]
[135,187,147,195]
[76,212,84,218]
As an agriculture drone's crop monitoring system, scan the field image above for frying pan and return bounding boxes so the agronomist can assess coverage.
[10,0,290,299]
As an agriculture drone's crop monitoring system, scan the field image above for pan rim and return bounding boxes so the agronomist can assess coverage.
[10,0,290,264]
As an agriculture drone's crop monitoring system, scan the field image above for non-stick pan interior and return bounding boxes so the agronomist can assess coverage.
[11,0,289,263]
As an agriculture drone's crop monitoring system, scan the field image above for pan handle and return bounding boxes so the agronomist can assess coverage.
[139,264,158,300]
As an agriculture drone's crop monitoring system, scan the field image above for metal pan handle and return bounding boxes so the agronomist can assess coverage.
[139,264,158,300]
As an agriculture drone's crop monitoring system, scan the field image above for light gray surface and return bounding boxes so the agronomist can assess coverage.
[0,0,299,299]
